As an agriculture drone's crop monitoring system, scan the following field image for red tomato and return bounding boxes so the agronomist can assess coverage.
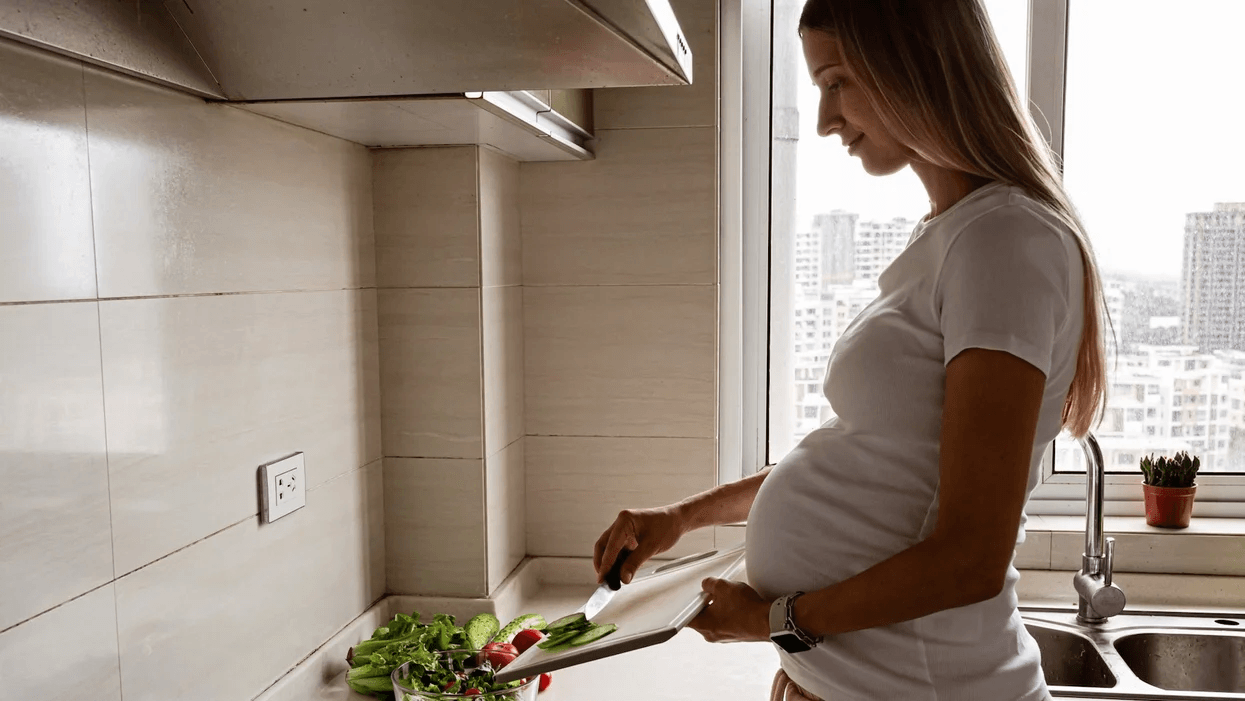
[481,641,519,669]
[539,673,553,692]
[512,628,546,654]
[464,689,481,696]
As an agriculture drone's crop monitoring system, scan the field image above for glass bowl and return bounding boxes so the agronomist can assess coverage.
[390,649,538,701]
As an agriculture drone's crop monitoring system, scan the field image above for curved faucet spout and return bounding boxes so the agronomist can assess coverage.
[1075,433,1126,624]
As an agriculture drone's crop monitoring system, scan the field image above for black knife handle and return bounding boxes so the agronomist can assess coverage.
[605,548,632,591]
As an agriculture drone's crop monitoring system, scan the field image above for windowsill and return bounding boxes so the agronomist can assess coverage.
[1029,514,1245,536]
[714,517,1245,576]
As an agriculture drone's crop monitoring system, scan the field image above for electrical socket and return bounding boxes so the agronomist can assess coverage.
[260,452,306,524]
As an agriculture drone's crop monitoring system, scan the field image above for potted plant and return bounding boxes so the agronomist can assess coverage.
[1139,452,1200,528]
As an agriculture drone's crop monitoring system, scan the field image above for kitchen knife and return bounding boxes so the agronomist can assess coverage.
[580,548,631,621]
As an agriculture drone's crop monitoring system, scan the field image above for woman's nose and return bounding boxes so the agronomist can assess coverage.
[817,96,839,138]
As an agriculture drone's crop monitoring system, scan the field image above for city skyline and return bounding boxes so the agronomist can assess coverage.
[783,0,1245,280]
[785,200,1245,473]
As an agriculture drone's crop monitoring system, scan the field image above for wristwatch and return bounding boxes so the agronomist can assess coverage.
[769,592,822,653]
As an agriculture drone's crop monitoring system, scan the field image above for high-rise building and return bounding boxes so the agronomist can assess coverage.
[855,217,915,283]
[1181,203,1245,352]
[811,211,856,289]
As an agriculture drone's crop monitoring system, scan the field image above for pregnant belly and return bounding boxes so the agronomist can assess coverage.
[744,431,937,599]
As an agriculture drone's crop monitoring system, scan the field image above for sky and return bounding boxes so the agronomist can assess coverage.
[784,0,1245,280]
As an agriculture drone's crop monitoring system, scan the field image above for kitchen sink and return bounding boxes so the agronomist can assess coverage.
[1020,609,1245,699]
[1115,632,1245,694]
[1027,624,1115,688]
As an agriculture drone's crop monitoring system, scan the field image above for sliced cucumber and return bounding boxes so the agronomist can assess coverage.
[568,623,617,647]
[536,628,583,649]
[495,613,546,643]
[543,612,587,632]
[463,613,500,650]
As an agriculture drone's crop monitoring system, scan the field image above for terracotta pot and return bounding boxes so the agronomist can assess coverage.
[1142,483,1197,528]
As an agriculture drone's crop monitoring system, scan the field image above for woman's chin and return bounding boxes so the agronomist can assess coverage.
[859,156,909,176]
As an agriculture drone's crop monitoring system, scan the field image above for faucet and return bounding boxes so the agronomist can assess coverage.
[1073,433,1127,624]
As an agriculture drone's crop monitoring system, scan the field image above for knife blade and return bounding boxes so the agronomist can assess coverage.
[580,548,631,620]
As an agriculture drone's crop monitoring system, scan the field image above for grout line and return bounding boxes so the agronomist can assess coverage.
[384,454,486,460]
[114,457,384,579]
[0,578,114,636]
[524,433,714,440]
[309,458,384,491]
[82,60,126,701]
[3,459,385,638]
[111,512,255,581]
[0,287,377,308]
[521,282,718,288]
[249,592,389,701]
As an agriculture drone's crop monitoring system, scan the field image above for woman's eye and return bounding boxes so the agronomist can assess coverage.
[823,79,843,93]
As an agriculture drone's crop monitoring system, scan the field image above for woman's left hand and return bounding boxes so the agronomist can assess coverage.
[687,578,773,643]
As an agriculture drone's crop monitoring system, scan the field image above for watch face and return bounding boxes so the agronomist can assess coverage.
[772,632,812,654]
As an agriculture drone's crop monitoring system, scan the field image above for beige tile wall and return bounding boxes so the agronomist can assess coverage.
[0,38,382,700]
[521,0,721,557]
[375,145,526,597]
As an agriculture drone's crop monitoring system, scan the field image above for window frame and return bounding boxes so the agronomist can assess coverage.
[721,0,1245,517]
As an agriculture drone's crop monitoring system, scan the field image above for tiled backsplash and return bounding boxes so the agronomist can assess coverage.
[2,0,722,697]
[0,36,382,700]
[373,145,526,599]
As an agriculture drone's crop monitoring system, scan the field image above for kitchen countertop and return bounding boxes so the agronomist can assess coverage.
[280,555,1244,701]
[328,583,780,701]
[321,584,1126,701]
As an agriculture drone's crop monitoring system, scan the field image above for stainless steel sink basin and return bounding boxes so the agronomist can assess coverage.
[1021,609,1245,699]
[1114,632,1245,694]
[1027,624,1115,688]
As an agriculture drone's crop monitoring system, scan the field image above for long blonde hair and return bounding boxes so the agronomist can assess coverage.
[799,0,1110,436]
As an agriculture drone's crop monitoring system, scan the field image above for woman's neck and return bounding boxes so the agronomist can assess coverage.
[911,162,993,220]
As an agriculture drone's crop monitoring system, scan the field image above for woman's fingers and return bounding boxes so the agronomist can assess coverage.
[595,512,637,583]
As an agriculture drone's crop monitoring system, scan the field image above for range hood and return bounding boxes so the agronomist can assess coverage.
[0,0,693,100]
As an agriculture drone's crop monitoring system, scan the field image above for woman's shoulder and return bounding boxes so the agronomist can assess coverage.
[922,182,1078,254]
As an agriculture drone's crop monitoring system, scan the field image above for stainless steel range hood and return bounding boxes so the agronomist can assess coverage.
[0,0,693,100]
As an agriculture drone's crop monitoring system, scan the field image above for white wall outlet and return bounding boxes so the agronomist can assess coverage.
[260,452,306,524]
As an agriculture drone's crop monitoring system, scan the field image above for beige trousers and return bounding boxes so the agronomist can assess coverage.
[769,669,825,701]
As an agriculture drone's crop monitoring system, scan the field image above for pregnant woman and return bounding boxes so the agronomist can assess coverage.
[592,1,1108,699]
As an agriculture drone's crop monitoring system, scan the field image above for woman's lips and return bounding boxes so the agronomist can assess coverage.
[847,134,864,154]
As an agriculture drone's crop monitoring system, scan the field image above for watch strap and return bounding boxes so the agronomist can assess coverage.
[771,592,823,650]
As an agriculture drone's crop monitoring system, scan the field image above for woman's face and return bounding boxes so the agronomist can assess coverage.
[801,29,913,176]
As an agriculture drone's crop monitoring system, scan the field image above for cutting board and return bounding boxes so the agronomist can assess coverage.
[493,546,747,684]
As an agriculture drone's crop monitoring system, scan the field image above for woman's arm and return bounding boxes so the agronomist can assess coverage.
[595,466,772,583]
[789,347,1046,636]
[677,465,772,531]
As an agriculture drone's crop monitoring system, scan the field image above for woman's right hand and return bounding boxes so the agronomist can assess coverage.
[593,505,688,585]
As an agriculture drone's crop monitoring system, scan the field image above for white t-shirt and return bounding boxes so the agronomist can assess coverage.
[746,182,1084,701]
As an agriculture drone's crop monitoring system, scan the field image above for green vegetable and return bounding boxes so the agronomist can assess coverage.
[346,610,535,698]
[536,616,618,652]
[1141,452,1200,488]
[543,613,587,632]
[464,612,500,650]
[495,613,546,643]
[566,623,617,646]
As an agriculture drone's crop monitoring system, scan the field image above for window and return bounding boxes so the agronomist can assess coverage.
[1051,0,1245,482]
[739,0,1245,512]
[767,0,1028,460]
